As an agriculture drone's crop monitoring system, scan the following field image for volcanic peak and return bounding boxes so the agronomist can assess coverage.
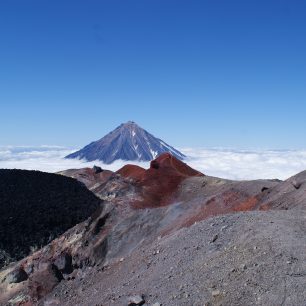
[65,121,186,164]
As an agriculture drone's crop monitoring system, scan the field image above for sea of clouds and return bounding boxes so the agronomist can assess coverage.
[1,146,306,180]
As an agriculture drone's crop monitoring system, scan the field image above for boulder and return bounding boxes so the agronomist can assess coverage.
[53,253,73,274]
[28,264,63,301]
[4,267,28,284]
[93,165,103,174]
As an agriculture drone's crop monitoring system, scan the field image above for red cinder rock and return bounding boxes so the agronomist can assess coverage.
[132,153,204,208]
[116,164,146,181]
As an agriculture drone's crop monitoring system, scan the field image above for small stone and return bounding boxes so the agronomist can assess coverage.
[292,180,302,189]
[119,257,124,262]
[241,264,247,270]
[211,234,218,243]
[153,250,160,255]
[127,294,145,305]
[24,264,34,275]
[152,303,161,306]
[212,290,220,297]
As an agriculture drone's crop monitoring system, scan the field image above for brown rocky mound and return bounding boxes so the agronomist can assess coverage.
[132,153,204,208]
[58,167,113,191]
[116,164,146,181]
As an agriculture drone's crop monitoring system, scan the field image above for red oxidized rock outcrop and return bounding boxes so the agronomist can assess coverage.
[116,164,146,181]
[131,153,204,208]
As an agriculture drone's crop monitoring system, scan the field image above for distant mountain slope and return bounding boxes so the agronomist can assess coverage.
[65,121,185,164]
[0,169,101,268]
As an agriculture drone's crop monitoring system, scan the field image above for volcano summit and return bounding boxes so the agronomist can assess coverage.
[66,121,185,164]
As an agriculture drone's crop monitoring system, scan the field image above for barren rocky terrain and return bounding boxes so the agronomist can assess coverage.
[45,210,306,306]
[1,154,306,306]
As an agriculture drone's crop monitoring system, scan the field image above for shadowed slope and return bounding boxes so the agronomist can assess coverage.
[0,169,102,269]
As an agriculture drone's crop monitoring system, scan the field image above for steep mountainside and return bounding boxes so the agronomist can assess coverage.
[65,121,185,163]
[0,169,101,269]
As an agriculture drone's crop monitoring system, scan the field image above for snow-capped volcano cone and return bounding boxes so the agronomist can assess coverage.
[66,121,185,164]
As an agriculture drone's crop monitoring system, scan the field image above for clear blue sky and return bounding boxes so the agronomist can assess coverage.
[0,0,305,149]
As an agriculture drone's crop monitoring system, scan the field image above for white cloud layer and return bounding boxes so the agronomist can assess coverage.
[0,146,150,173]
[1,146,306,180]
[181,148,306,180]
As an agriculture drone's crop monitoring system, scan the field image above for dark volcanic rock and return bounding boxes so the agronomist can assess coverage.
[4,267,28,284]
[0,169,102,268]
[53,253,73,274]
[92,165,103,174]
[65,121,185,164]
